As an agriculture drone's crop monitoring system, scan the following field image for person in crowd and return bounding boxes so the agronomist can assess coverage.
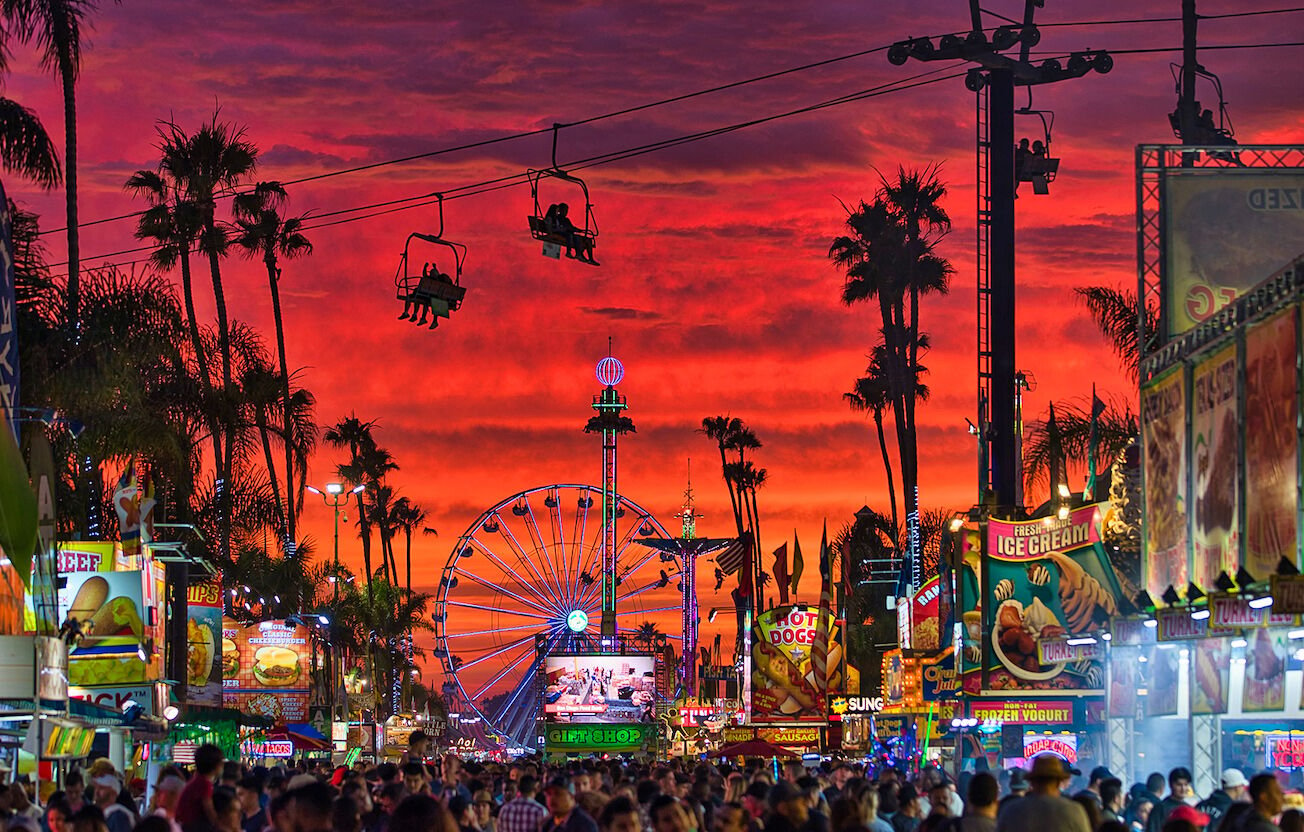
[400,765,428,799]
[1199,770,1250,832]
[648,796,692,832]
[132,818,173,832]
[91,776,134,832]
[1076,768,1115,809]
[447,796,477,832]
[234,779,265,832]
[710,803,748,832]
[44,801,71,832]
[65,775,87,816]
[541,784,598,832]
[1071,795,1101,832]
[148,777,185,832]
[331,797,361,832]
[1278,810,1302,832]
[1232,774,1285,832]
[288,783,333,832]
[401,732,429,766]
[765,783,810,832]
[496,776,546,832]
[1101,779,1126,824]
[892,784,922,832]
[210,789,240,832]
[995,756,1090,832]
[177,745,224,832]
[1149,769,1196,832]
[471,791,495,832]
[955,772,999,832]
[598,798,641,832]
[68,806,106,832]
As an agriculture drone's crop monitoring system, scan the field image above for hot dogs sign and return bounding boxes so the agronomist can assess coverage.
[750,606,855,722]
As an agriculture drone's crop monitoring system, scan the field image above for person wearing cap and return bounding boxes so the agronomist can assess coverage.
[149,775,186,832]
[1197,770,1250,832]
[1167,805,1212,831]
[995,756,1090,832]
[765,782,810,832]
[541,783,599,832]
[92,774,136,832]
[473,789,497,832]
[1149,769,1196,832]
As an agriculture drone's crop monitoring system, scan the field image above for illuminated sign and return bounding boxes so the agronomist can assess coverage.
[544,723,653,752]
[1024,734,1079,763]
[1038,637,1104,664]
[1158,609,1209,641]
[241,739,294,758]
[758,726,820,746]
[1268,737,1304,770]
[969,700,1075,725]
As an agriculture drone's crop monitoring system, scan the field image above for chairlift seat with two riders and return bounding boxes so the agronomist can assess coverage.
[395,195,467,329]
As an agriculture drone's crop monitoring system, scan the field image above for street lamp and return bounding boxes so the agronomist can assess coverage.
[306,482,366,721]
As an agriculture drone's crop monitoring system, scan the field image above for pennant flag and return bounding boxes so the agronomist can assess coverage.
[114,462,142,556]
[1086,386,1107,500]
[715,536,747,576]
[839,533,853,600]
[772,543,790,606]
[789,532,804,600]
[811,521,833,694]
[1047,403,1068,505]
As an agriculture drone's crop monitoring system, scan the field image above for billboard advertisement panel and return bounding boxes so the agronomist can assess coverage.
[222,618,310,724]
[1142,367,1188,595]
[1244,307,1298,578]
[542,654,655,723]
[750,605,847,722]
[1191,637,1231,715]
[1243,627,1287,712]
[960,505,1120,694]
[186,579,224,708]
[1164,172,1304,335]
[60,570,150,687]
[1191,344,1239,588]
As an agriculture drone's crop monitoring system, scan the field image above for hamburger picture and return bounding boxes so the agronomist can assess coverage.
[222,638,239,677]
[252,645,300,687]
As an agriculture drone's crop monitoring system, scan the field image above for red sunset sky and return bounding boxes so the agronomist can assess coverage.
[5,1,1303,698]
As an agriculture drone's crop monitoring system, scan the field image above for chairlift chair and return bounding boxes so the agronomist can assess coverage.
[1014,106,1060,195]
[526,124,600,265]
[394,195,468,328]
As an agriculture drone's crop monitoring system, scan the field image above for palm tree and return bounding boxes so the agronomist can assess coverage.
[234,182,313,550]
[831,166,952,571]
[160,112,259,558]
[1073,286,1162,381]
[844,345,897,532]
[1023,396,1138,498]
[391,496,433,595]
[699,416,745,538]
[324,415,380,601]
[633,620,661,649]
[1,0,101,326]
[0,98,61,189]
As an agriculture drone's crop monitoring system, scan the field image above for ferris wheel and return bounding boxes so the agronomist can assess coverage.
[432,484,683,750]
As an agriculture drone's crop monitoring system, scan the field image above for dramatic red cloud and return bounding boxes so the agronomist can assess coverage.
[5,1,1302,700]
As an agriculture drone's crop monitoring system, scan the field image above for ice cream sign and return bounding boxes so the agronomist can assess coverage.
[989,506,1101,559]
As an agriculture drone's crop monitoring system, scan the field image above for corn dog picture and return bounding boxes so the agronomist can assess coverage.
[65,575,108,628]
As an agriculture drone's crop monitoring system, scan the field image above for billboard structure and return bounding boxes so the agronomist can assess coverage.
[749,605,852,722]
[222,618,311,724]
[542,653,656,724]
[1138,248,1304,591]
[1138,144,1304,345]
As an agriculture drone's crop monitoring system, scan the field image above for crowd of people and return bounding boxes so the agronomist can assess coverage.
[9,733,1299,832]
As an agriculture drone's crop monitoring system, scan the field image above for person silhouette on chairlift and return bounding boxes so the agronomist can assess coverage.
[399,262,435,322]
[544,202,598,265]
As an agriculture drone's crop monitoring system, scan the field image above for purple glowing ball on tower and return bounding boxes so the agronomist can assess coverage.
[596,356,624,387]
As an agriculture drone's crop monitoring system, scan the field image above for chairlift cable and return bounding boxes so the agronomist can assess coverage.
[37,3,1304,238]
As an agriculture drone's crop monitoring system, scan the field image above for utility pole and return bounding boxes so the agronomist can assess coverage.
[889,0,1112,513]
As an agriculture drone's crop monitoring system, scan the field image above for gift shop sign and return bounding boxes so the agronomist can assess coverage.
[987,506,1102,559]
[969,700,1074,725]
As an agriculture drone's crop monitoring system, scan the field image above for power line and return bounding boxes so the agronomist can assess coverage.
[48,68,966,272]
[38,4,1304,240]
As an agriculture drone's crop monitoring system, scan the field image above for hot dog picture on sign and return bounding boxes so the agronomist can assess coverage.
[750,606,856,722]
